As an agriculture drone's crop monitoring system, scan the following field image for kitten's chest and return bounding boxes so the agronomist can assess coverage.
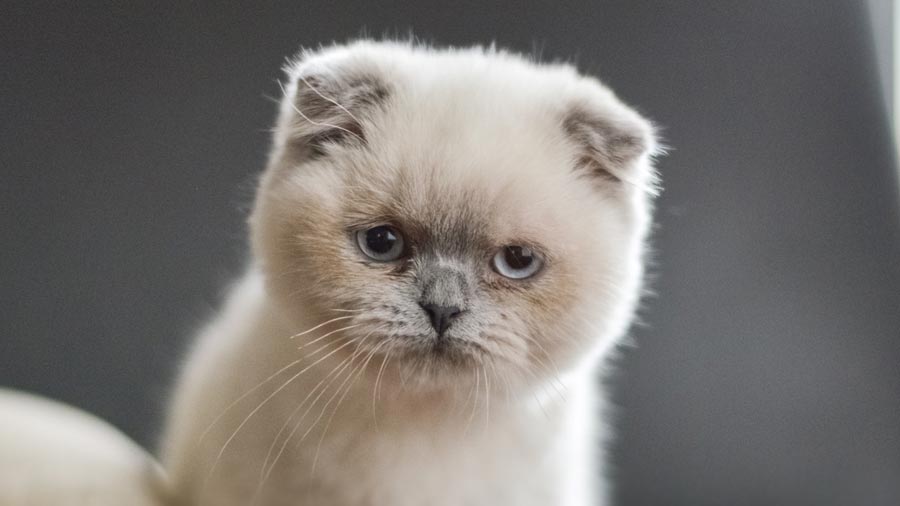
[274,408,571,506]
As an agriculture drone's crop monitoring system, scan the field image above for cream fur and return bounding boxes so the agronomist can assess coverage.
[162,41,658,506]
[0,389,167,506]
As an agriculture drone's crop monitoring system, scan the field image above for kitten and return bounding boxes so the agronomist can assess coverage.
[162,40,659,506]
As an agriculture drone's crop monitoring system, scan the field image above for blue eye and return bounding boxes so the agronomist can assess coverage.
[356,226,405,262]
[492,245,542,279]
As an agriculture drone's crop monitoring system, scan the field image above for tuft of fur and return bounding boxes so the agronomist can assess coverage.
[162,40,659,506]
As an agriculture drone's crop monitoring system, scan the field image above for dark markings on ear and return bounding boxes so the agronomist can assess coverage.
[306,121,364,157]
[290,72,390,157]
[562,106,650,184]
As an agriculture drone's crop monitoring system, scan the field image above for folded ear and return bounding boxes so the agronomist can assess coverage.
[562,95,658,191]
[275,58,390,158]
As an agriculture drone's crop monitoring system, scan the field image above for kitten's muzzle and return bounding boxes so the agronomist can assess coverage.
[417,264,470,337]
[419,302,462,336]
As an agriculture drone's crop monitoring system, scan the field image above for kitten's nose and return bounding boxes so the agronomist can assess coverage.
[419,303,462,336]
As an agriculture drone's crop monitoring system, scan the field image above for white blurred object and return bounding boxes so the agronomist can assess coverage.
[0,388,168,506]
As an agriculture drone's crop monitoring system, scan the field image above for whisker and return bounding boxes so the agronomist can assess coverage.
[254,335,370,494]
[514,365,553,421]
[297,353,366,458]
[204,336,360,485]
[257,328,381,489]
[311,339,387,474]
[463,366,481,437]
[194,357,305,449]
[289,315,356,339]
[372,346,393,429]
[494,326,568,403]
[279,80,365,144]
[482,365,491,435]
[492,356,519,407]
[296,74,365,126]
[521,346,567,402]
[296,324,363,348]
[251,353,359,505]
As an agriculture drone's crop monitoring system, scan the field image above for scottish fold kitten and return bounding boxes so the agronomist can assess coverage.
[162,41,659,506]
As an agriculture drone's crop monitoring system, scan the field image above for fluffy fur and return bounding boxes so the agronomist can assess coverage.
[0,389,167,506]
[162,41,658,506]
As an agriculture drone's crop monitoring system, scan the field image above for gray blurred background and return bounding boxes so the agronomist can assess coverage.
[2,1,899,505]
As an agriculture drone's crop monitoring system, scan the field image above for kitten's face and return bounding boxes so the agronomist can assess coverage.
[251,43,656,392]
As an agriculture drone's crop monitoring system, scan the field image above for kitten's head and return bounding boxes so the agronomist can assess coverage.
[251,42,658,392]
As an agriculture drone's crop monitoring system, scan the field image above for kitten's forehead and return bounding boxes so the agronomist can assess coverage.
[344,164,492,253]
[341,92,582,240]
[343,147,582,258]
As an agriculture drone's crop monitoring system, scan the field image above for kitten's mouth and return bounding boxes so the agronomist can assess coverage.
[430,338,454,356]
[371,330,488,372]
[423,336,486,365]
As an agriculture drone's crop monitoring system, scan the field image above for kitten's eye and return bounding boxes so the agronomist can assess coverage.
[492,245,543,279]
[356,226,405,262]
